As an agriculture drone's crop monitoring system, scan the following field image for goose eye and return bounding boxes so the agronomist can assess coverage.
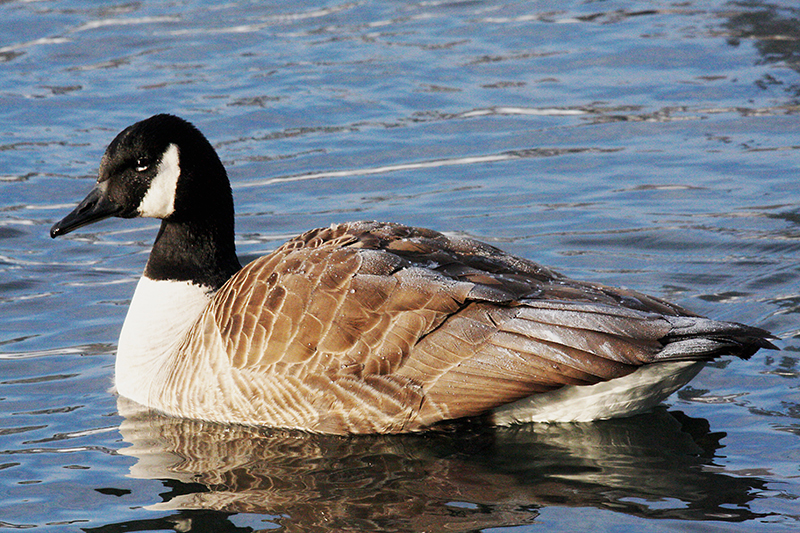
[135,158,150,172]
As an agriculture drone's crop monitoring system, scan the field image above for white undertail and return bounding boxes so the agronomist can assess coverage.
[491,360,706,425]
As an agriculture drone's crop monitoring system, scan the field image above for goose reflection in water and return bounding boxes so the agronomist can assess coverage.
[87,398,770,533]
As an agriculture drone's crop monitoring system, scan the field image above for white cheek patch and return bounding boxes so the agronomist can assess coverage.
[138,143,180,218]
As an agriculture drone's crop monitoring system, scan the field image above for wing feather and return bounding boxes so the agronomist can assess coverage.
[174,221,775,433]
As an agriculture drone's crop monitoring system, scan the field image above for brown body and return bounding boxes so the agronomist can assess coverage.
[153,221,751,433]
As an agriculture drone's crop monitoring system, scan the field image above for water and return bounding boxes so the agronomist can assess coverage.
[1,0,798,530]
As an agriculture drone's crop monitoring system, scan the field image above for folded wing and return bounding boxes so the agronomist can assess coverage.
[185,221,774,433]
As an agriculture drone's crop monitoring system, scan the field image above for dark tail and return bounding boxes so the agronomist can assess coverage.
[658,316,778,361]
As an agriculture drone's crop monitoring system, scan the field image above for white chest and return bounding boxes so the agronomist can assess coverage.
[115,276,212,404]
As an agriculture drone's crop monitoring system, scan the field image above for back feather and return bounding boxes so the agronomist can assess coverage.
[170,221,776,433]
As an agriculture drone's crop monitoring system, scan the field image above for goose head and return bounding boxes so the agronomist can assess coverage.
[50,114,233,237]
[51,114,241,290]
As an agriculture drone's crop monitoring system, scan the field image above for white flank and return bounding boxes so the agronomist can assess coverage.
[491,360,707,425]
[138,143,180,218]
[115,276,212,406]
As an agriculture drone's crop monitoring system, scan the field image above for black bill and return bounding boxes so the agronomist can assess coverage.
[50,185,123,238]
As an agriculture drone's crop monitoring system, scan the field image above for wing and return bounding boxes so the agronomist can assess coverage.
[194,222,482,432]
[182,221,774,433]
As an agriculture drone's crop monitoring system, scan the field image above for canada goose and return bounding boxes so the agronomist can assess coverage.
[50,114,777,434]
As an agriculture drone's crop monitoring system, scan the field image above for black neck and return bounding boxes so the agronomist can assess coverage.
[143,135,243,290]
[145,217,242,291]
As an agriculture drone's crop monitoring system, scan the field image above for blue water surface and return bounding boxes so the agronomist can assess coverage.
[1,1,799,531]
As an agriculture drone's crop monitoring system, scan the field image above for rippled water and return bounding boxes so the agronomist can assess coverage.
[1,1,799,531]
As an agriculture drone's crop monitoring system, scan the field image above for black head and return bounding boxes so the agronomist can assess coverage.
[50,114,241,289]
[50,114,231,238]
